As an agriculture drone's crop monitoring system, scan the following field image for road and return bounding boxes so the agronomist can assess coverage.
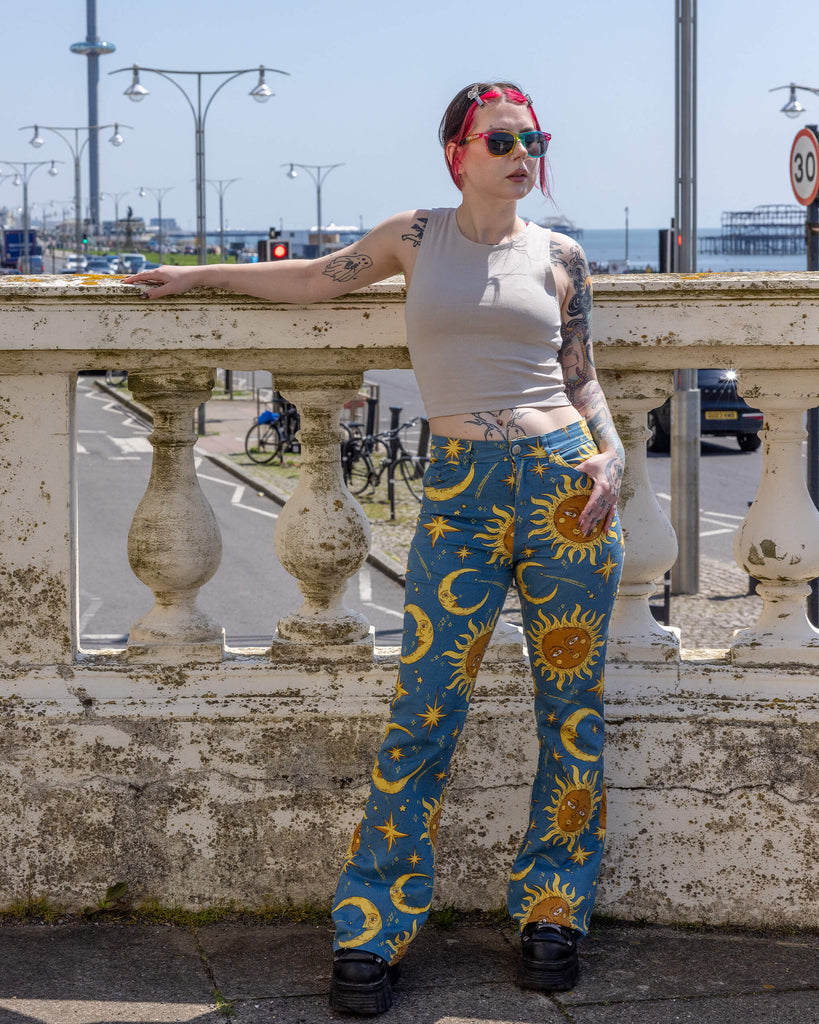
[76,378,406,649]
[364,369,765,566]
[77,371,768,651]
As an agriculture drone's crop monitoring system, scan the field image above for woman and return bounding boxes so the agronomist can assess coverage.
[124,80,624,1017]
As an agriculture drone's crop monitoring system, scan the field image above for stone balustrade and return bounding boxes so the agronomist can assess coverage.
[0,272,817,929]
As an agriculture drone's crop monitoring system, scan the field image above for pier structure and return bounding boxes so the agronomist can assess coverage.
[700,203,804,256]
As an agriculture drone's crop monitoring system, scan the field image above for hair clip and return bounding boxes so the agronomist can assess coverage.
[524,93,532,104]
[467,84,485,107]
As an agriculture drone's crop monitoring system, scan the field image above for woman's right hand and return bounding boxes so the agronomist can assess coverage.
[121,264,205,299]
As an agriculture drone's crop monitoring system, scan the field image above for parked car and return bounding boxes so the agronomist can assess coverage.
[84,256,115,275]
[648,369,763,452]
[61,254,88,273]
[118,252,146,274]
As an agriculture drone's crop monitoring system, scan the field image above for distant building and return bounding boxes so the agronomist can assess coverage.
[149,216,180,232]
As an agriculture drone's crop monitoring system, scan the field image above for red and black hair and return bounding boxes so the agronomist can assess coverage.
[439,82,549,194]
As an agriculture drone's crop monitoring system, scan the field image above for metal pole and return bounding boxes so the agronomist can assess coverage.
[219,189,225,262]
[806,125,819,626]
[86,0,100,234]
[316,178,322,258]
[671,0,700,595]
[157,194,163,259]
[624,205,629,261]
[74,144,82,260]
[22,176,30,272]
[196,74,206,265]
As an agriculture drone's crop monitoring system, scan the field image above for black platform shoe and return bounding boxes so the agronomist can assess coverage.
[330,949,402,1016]
[517,921,580,992]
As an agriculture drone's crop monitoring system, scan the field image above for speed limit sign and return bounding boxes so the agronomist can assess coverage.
[791,128,819,205]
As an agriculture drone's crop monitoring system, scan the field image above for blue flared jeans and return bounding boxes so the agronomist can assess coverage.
[333,419,624,963]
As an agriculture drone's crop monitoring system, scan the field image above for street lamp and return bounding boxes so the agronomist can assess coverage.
[100,190,128,256]
[207,178,239,262]
[283,162,344,258]
[770,82,819,119]
[21,123,131,259]
[111,63,288,264]
[0,160,61,271]
[138,186,174,260]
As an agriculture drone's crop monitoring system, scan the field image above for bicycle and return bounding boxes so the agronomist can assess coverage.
[245,399,301,464]
[341,416,429,513]
[105,369,128,386]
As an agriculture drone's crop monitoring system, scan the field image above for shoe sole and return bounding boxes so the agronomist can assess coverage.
[517,955,579,992]
[329,976,393,1016]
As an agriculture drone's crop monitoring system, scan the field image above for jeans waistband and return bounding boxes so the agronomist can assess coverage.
[429,419,593,463]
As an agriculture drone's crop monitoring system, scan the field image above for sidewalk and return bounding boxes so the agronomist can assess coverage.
[1,917,816,1022]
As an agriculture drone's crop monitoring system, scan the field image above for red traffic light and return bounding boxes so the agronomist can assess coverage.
[271,241,290,260]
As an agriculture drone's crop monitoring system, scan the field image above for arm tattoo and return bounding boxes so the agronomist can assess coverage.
[401,217,428,248]
[322,251,374,283]
[463,409,529,441]
[553,236,625,479]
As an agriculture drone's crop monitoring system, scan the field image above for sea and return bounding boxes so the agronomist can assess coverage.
[578,227,807,275]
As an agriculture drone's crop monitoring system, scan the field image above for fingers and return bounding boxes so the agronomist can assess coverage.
[579,490,613,537]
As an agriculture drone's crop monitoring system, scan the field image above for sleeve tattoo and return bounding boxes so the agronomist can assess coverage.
[553,237,625,473]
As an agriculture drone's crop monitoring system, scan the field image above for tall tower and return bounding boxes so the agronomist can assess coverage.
[70,0,115,231]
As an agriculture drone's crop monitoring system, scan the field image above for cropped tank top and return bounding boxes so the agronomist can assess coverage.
[404,207,571,419]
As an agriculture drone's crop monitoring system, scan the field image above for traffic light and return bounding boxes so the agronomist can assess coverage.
[270,240,290,260]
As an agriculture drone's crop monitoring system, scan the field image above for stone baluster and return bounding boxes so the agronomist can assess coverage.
[600,369,680,661]
[126,370,224,663]
[731,370,819,665]
[271,373,373,664]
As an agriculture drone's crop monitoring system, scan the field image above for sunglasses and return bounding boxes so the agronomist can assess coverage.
[461,129,551,158]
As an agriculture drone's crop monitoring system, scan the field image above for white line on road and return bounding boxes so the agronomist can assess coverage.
[359,567,373,602]
[197,472,278,519]
[111,436,153,454]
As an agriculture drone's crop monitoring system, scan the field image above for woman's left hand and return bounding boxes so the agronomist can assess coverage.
[574,450,623,537]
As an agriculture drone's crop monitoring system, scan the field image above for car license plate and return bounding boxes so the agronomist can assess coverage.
[705,410,737,420]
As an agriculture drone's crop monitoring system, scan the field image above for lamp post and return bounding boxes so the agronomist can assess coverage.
[112,64,288,264]
[70,0,116,230]
[100,190,128,256]
[771,82,819,626]
[207,178,239,262]
[0,160,60,271]
[138,186,174,259]
[283,162,344,258]
[22,123,129,259]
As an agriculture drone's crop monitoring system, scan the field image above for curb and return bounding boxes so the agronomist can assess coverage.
[93,379,408,586]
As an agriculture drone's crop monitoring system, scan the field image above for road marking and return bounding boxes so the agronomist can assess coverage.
[359,567,373,602]
[78,595,103,632]
[198,472,278,519]
[111,436,153,454]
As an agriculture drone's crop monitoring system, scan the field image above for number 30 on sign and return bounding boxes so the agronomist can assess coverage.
[791,128,819,205]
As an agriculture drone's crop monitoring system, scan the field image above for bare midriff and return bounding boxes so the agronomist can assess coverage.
[428,404,583,441]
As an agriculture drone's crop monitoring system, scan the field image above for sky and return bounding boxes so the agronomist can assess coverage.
[0,0,817,236]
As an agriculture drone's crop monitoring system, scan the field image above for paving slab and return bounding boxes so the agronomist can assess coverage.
[564,989,819,1024]
[0,924,216,1024]
[225,986,564,1024]
[558,924,819,1004]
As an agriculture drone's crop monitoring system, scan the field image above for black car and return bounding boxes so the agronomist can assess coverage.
[648,369,763,452]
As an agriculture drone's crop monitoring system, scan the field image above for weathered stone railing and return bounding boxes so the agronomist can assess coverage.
[1,273,817,928]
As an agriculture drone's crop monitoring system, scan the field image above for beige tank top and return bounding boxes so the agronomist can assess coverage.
[404,208,571,418]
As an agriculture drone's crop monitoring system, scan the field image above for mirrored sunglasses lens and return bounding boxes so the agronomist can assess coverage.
[486,131,516,156]
[524,133,548,157]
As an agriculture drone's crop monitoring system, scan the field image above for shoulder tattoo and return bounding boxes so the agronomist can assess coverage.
[401,216,428,248]
[322,252,374,283]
